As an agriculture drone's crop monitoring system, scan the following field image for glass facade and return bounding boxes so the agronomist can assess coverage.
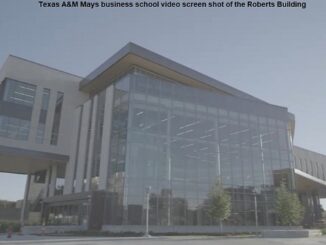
[55,165,66,196]
[0,79,36,140]
[46,204,87,225]
[102,68,294,226]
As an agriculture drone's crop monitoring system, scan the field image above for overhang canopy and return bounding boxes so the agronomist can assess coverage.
[294,169,326,197]
[0,145,68,174]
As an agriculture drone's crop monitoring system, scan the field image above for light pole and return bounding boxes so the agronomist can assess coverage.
[145,186,151,237]
[253,132,273,226]
[253,188,259,227]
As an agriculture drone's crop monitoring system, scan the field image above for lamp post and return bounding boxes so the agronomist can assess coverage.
[145,186,151,237]
[253,132,273,226]
[253,188,259,227]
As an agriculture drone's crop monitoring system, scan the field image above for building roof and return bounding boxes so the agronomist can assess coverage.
[6,55,83,80]
[79,42,265,102]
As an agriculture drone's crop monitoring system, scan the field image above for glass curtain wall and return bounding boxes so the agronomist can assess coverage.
[0,79,36,140]
[104,68,293,226]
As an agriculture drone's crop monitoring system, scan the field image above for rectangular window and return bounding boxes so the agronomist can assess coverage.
[36,88,50,143]
[3,79,36,107]
[55,165,65,196]
[34,170,46,183]
[0,79,36,140]
[50,91,64,145]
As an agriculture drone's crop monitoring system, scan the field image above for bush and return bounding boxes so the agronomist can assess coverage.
[321,228,326,235]
[0,222,21,233]
[275,182,304,226]
[67,230,143,237]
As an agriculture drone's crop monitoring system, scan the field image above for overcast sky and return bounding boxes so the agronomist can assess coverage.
[0,0,325,202]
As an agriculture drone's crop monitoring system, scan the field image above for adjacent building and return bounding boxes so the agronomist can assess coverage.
[0,43,325,232]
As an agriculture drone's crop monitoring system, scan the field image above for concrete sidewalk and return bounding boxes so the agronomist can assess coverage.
[1,234,326,245]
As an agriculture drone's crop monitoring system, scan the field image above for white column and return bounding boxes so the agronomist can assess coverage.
[166,111,171,226]
[20,174,31,227]
[98,85,114,190]
[85,96,98,192]
[63,106,82,194]
[75,100,91,193]
[28,86,43,142]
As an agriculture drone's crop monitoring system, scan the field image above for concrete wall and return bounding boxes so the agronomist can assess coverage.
[102,225,303,234]
[22,225,87,235]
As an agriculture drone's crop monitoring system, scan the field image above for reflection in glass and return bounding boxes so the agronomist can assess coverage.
[103,68,293,226]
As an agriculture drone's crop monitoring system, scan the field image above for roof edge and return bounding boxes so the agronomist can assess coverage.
[80,42,265,102]
[7,55,83,80]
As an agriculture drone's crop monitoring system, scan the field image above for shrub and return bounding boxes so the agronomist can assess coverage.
[0,222,21,233]
[275,182,304,226]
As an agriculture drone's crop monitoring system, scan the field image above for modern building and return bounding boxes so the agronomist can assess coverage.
[0,43,325,233]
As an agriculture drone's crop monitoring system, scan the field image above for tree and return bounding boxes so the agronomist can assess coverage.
[275,182,304,226]
[207,182,231,231]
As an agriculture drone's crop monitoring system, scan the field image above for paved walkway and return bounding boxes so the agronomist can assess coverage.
[1,234,326,244]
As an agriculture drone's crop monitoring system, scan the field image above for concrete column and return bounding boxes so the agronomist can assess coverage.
[44,167,51,198]
[44,89,58,145]
[99,85,114,190]
[49,165,57,197]
[75,100,92,193]
[63,106,82,194]
[85,96,98,192]
[20,174,31,227]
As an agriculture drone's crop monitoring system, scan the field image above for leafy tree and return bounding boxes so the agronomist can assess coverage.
[275,182,304,226]
[207,182,231,231]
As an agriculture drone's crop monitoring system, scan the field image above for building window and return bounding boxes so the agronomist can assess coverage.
[50,91,64,145]
[0,79,36,140]
[36,88,50,143]
[34,170,47,183]
[3,79,36,107]
[0,115,30,140]
[55,165,65,196]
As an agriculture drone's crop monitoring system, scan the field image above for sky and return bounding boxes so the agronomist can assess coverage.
[0,0,325,202]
